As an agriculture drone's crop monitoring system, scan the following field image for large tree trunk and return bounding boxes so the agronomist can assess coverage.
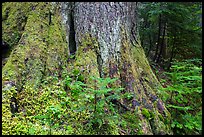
[2,2,172,135]
[2,3,69,134]
[61,2,172,135]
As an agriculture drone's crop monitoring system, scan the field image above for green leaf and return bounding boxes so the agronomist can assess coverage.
[29,127,35,135]
[66,125,73,132]
[167,104,192,111]
[52,123,60,129]
[34,114,49,119]
[58,114,61,118]
[97,119,103,128]
[72,69,80,76]
[171,123,175,128]
[185,124,193,130]
[176,123,183,129]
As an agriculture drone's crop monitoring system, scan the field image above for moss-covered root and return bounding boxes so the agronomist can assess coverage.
[2,2,68,135]
[116,29,173,135]
[70,34,100,84]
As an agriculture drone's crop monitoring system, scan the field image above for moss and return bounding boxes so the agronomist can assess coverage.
[149,111,155,119]
[130,39,160,90]
[158,113,165,122]
[119,27,163,135]
[2,2,68,87]
[2,3,69,135]
[2,2,37,48]
[142,108,151,119]
[71,33,100,85]
[121,111,143,134]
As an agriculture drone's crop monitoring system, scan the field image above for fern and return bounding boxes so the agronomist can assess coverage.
[160,59,202,135]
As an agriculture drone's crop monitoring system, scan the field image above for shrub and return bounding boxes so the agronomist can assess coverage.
[160,59,202,135]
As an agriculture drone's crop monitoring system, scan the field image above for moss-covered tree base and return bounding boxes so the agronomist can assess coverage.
[2,2,173,135]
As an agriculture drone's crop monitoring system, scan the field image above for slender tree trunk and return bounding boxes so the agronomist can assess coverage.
[61,2,172,135]
[147,32,152,57]
[156,20,167,64]
[162,22,167,60]
[153,14,162,62]
[167,38,176,71]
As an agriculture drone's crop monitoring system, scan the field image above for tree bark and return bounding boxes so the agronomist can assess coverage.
[2,3,69,134]
[167,38,176,71]
[2,2,172,135]
[61,2,172,135]
[147,33,152,57]
[153,14,162,62]
[156,21,167,64]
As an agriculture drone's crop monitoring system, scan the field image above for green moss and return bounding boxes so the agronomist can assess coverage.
[2,2,37,48]
[121,111,143,135]
[2,3,70,135]
[142,108,151,119]
[149,111,155,118]
[72,33,100,85]
[158,113,165,122]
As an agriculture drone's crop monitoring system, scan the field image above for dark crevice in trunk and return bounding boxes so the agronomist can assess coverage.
[68,4,76,56]
[48,11,52,25]
[2,41,11,67]
[10,97,19,117]
[2,7,10,21]
[147,33,152,57]
[2,15,28,67]
[96,54,103,78]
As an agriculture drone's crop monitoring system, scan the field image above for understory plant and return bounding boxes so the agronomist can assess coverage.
[30,68,124,135]
[159,58,202,135]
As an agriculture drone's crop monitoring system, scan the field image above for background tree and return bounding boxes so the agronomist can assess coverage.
[138,2,202,135]
[139,2,202,69]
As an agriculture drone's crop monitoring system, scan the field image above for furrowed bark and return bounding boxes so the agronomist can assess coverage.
[2,3,68,129]
[2,2,173,135]
[61,2,172,135]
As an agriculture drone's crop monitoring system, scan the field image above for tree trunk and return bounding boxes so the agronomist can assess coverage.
[61,2,172,135]
[162,22,167,60]
[156,21,167,64]
[167,38,176,71]
[153,14,162,62]
[147,33,152,57]
[2,2,172,135]
[2,3,69,134]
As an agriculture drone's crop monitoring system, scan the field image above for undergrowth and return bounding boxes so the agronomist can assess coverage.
[3,67,138,135]
[158,58,202,135]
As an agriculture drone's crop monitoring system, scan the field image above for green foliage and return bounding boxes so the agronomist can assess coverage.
[2,66,126,135]
[120,111,143,135]
[34,104,63,135]
[160,59,202,135]
[141,108,151,119]
[86,76,123,134]
[139,2,202,62]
